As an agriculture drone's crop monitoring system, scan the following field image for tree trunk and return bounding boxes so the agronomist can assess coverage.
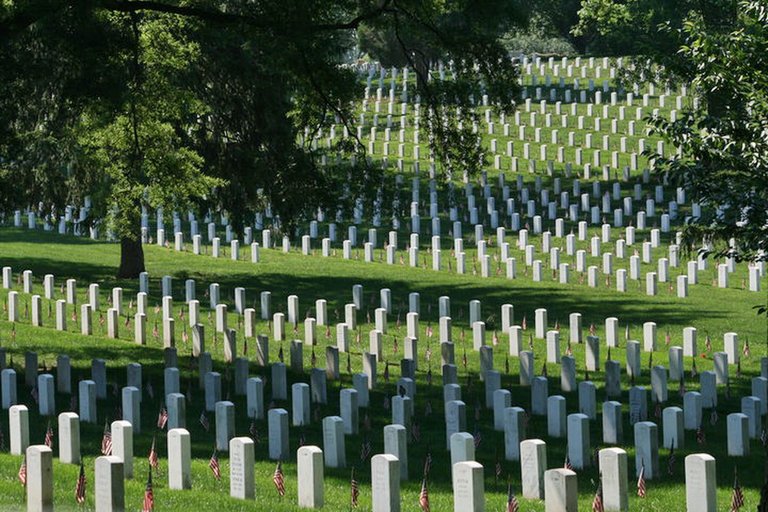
[117,236,146,278]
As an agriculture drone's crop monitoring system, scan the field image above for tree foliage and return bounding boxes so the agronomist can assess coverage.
[0,0,521,276]
[572,0,701,56]
[647,0,768,262]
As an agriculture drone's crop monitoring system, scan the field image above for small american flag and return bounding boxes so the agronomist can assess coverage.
[589,323,596,336]
[418,477,430,512]
[423,452,433,476]
[18,456,27,486]
[743,338,750,358]
[506,483,519,512]
[696,426,706,445]
[521,316,527,331]
[592,481,604,512]
[148,436,159,469]
[157,407,168,430]
[75,462,86,504]
[273,461,286,497]
[667,443,677,475]
[710,408,718,426]
[473,426,482,448]
[200,411,210,431]
[350,468,360,508]
[44,421,54,449]
[360,438,372,461]
[564,452,574,471]
[143,467,154,512]
[637,464,647,498]
[101,422,113,455]
[731,469,745,511]
[249,419,259,443]
[209,449,221,481]
[410,422,421,443]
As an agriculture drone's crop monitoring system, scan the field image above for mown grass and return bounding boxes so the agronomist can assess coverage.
[0,56,763,510]
[0,227,765,511]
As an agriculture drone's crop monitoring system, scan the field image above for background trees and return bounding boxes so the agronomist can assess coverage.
[647,1,768,262]
[2,0,765,278]
[0,0,521,276]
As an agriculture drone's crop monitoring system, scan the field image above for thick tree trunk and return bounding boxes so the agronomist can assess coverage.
[117,236,146,278]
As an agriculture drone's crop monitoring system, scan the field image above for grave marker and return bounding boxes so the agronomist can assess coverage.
[168,428,192,490]
[684,454,716,512]
[371,454,400,512]
[230,437,255,500]
[298,445,324,508]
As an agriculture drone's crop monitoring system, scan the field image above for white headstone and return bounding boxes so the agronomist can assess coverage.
[298,445,324,508]
[167,428,192,489]
[520,439,547,499]
[684,453,716,512]
[452,461,485,512]
[544,468,577,512]
[229,437,255,500]
[371,454,401,512]
[26,445,54,511]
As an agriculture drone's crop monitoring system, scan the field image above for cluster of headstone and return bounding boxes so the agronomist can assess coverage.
[2,263,767,509]
[7,169,766,299]
[5,54,766,300]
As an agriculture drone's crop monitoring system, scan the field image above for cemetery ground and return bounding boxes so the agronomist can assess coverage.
[0,227,765,510]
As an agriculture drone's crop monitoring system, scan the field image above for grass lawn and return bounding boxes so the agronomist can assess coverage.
[0,227,766,511]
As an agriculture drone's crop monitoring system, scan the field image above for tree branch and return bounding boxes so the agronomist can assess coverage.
[103,0,395,32]
[1,0,396,37]
[102,0,243,24]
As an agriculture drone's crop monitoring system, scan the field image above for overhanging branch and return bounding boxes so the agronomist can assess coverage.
[1,0,396,37]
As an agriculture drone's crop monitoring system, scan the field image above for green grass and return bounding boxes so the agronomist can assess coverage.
[0,56,764,510]
[0,227,766,511]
